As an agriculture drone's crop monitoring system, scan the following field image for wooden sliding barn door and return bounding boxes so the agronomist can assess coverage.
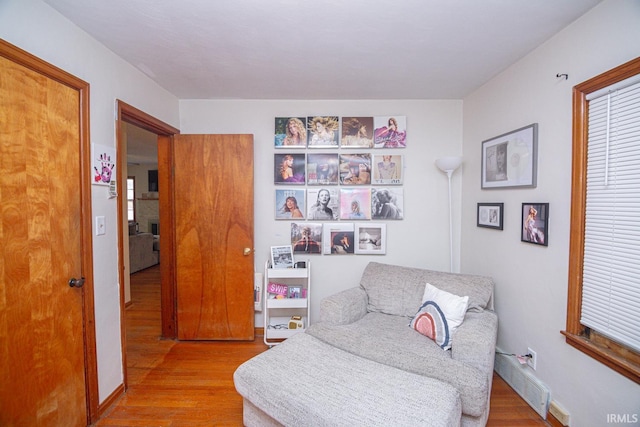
[174,134,254,340]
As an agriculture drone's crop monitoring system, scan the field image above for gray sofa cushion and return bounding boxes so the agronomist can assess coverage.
[234,332,462,427]
[360,262,493,316]
[307,312,489,417]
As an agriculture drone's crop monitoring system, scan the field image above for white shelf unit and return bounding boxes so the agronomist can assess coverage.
[263,260,310,346]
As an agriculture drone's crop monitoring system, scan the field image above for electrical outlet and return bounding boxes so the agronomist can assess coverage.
[527,347,537,370]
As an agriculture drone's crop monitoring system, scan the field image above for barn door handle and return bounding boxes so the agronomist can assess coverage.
[243,248,252,256]
[68,277,85,288]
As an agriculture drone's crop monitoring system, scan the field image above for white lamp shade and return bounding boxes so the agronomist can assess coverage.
[435,156,463,172]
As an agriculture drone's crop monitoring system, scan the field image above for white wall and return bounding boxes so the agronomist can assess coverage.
[461,1,640,425]
[180,99,463,324]
[0,0,180,403]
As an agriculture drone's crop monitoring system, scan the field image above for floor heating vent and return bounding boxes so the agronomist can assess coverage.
[494,349,550,419]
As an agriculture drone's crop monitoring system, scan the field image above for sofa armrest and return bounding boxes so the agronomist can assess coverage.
[319,287,368,325]
[451,310,498,374]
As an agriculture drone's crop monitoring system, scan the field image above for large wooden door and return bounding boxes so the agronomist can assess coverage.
[174,134,254,340]
[0,42,96,425]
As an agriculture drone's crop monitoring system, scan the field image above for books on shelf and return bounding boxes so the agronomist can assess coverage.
[267,282,306,299]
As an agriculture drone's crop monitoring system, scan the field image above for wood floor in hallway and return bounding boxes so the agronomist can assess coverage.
[94,264,550,426]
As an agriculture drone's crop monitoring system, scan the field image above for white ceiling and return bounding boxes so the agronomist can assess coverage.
[44,0,601,100]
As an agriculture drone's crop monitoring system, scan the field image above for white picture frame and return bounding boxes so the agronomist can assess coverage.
[355,223,387,255]
[270,245,294,269]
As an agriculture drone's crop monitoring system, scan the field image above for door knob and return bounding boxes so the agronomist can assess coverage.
[243,248,252,256]
[68,277,86,288]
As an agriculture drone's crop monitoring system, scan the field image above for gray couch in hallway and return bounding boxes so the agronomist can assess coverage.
[128,232,158,273]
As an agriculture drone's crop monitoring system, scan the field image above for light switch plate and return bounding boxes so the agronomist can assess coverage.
[96,216,106,236]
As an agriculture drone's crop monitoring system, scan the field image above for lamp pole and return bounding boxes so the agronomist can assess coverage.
[435,157,462,273]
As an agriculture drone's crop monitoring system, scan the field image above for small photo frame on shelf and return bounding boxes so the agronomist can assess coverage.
[521,203,549,246]
[270,245,294,269]
[477,203,504,230]
[274,117,307,148]
[355,223,387,255]
[481,123,537,189]
[288,286,302,299]
[372,154,403,185]
[340,116,374,148]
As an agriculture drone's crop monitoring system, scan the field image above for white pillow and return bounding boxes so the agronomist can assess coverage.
[409,283,469,350]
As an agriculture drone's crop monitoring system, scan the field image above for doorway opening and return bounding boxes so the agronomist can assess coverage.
[116,100,179,389]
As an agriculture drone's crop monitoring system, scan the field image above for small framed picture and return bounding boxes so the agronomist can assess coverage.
[339,153,372,185]
[275,189,305,220]
[322,223,355,255]
[371,187,404,220]
[307,116,339,147]
[477,203,504,230]
[340,116,374,148]
[274,153,306,185]
[521,203,549,246]
[340,188,371,220]
[355,223,387,255]
[374,116,407,148]
[274,117,307,148]
[372,154,403,185]
[481,123,537,189]
[288,286,302,299]
[307,153,339,185]
[307,188,339,221]
[270,245,294,269]
[291,223,323,254]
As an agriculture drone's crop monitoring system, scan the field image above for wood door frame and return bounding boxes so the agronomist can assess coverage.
[0,40,99,425]
[116,101,180,386]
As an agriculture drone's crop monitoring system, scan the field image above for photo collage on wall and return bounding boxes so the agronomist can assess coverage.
[273,116,406,256]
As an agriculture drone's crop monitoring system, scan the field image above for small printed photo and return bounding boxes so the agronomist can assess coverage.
[274,117,307,148]
[339,153,372,185]
[322,223,355,255]
[477,203,503,230]
[307,188,339,221]
[291,222,323,254]
[372,154,403,184]
[355,223,387,255]
[521,203,549,246]
[340,188,371,220]
[371,187,404,220]
[288,286,302,299]
[374,116,407,148]
[307,116,339,147]
[270,245,294,269]
[340,116,374,148]
[307,153,339,185]
[275,189,305,220]
[274,153,306,185]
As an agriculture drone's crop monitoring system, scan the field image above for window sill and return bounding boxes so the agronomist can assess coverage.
[562,331,640,384]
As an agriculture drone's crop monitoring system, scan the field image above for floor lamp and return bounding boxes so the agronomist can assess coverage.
[435,156,463,272]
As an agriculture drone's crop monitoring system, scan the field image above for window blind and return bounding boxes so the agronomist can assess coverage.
[581,80,640,352]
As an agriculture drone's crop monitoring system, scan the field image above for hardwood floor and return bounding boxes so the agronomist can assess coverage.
[95,265,550,426]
